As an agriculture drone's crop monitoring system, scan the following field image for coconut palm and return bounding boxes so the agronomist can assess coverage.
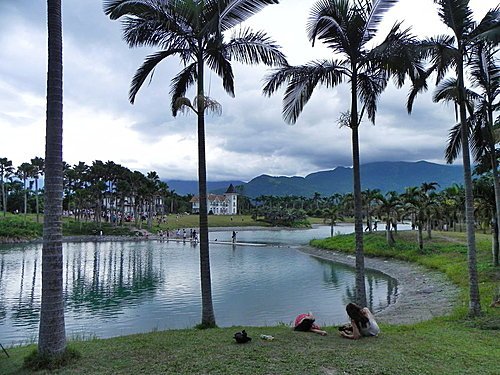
[104,0,286,327]
[263,0,420,306]
[376,191,401,246]
[410,2,500,316]
[16,162,34,224]
[38,0,66,356]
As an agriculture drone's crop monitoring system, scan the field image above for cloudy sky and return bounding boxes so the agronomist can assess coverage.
[0,0,496,182]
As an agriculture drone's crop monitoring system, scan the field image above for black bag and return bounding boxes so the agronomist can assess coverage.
[234,330,252,343]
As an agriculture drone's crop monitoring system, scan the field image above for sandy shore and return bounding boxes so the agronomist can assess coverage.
[299,246,460,325]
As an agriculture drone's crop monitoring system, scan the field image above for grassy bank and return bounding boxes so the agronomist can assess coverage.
[1,229,499,374]
[311,230,499,324]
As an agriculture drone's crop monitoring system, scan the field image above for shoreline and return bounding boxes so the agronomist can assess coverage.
[299,246,460,325]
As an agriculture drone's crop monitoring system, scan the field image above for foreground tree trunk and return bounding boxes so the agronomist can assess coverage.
[197,50,215,327]
[351,69,367,307]
[457,54,481,316]
[38,0,66,355]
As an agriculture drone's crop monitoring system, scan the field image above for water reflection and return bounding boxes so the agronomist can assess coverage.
[0,226,398,345]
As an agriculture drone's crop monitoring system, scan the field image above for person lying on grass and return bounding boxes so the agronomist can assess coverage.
[339,303,380,340]
[293,312,327,336]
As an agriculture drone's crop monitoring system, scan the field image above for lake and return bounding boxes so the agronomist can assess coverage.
[0,225,399,345]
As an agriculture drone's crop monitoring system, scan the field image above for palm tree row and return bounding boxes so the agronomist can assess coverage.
[264,0,499,313]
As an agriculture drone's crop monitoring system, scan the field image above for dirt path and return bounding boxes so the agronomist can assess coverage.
[299,246,460,325]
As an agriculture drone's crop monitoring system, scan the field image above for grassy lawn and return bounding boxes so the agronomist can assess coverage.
[1,226,499,374]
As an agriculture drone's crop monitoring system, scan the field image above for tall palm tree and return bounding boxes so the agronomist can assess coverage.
[105,0,286,327]
[410,1,500,316]
[442,41,500,266]
[0,157,14,216]
[38,0,66,356]
[263,0,420,306]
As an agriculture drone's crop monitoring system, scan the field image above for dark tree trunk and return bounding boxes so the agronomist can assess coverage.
[39,0,66,356]
[457,53,481,316]
[351,67,367,307]
[197,50,215,327]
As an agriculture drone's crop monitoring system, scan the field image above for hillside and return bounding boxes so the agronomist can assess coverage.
[166,161,464,198]
[240,161,464,198]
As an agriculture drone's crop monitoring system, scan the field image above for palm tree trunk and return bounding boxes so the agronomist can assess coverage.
[197,50,215,327]
[418,224,423,251]
[39,0,66,355]
[35,178,40,223]
[350,69,367,307]
[458,55,481,316]
[489,151,500,266]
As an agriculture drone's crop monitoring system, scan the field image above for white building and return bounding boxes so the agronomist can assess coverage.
[190,184,238,215]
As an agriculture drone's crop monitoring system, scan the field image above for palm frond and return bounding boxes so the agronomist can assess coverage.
[170,63,198,116]
[307,0,348,49]
[129,49,185,104]
[433,77,459,103]
[445,122,462,163]
[357,69,387,123]
[419,35,458,83]
[263,60,347,124]
[218,0,279,32]
[205,37,235,97]
[368,22,421,88]
[225,28,287,66]
[104,0,155,20]
[469,6,500,44]
[406,66,430,114]
[434,0,473,38]
[363,0,398,44]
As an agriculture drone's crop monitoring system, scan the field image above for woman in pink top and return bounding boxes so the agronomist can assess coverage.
[293,312,327,336]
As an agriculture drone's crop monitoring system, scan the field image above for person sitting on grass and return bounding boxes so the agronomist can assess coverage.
[293,312,327,336]
[339,302,380,340]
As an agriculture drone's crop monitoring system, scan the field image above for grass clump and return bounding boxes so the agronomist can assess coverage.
[0,216,42,239]
[23,346,80,371]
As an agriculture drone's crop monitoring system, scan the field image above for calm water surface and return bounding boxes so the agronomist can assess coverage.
[0,225,399,345]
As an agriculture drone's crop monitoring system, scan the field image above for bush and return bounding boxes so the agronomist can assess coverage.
[0,216,42,239]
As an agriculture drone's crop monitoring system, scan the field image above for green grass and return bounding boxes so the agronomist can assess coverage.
[1,320,498,375]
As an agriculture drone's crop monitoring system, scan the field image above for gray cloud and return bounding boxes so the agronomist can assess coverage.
[1,0,496,182]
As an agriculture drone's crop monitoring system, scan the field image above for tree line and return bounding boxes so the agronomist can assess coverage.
[0,157,193,227]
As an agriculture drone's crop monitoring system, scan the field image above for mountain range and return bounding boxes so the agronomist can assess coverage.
[166,161,464,198]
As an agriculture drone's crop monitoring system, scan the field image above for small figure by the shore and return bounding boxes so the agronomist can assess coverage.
[232,231,237,243]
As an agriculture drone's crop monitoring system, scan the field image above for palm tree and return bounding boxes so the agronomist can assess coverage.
[31,156,45,223]
[0,157,14,216]
[38,0,66,356]
[442,41,500,266]
[410,2,500,316]
[17,162,34,224]
[263,0,420,306]
[376,191,401,246]
[105,0,286,327]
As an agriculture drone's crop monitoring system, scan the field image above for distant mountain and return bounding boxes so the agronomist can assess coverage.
[239,161,464,198]
[165,180,245,196]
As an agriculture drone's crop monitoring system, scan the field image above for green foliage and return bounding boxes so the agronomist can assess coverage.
[23,346,80,371]
[61,220,133,236]
[0,216,42,239]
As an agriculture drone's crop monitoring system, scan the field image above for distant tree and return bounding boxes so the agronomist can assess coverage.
[0,157,14,216]
[31,156,45,223]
